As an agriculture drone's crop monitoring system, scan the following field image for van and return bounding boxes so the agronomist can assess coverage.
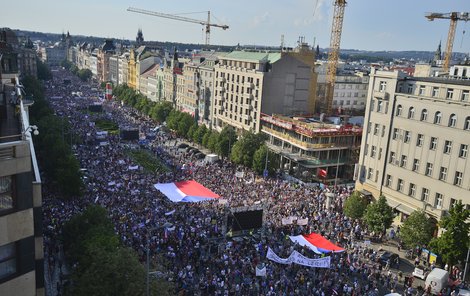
[425,268,449,295]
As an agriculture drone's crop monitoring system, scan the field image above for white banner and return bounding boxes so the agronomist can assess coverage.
[282,217,293,225]
[164,210,175,216]
[266,247,331,268]
[256,265,266,277]
[235,171,245,178]
[128,165,139,170]
[297,218,309,226]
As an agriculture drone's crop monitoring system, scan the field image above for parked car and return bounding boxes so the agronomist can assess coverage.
[177,143,188,149]
[379,251,400,268]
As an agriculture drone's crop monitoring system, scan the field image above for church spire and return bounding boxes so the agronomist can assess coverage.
[433,40,442,65]
[136,28,144,46]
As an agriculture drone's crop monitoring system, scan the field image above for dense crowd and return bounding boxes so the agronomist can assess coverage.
[41,68,463,296]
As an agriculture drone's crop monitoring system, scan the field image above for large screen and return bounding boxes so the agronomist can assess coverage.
[228,210,263,231]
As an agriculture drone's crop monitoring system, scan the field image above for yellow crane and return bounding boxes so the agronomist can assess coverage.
[425,12,469,72]
[324,0,347,115]
[127,7,229,46]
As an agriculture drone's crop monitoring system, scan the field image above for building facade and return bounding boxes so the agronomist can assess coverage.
[212,47,317,133]
[261,114,362,184]
[355,67,470,223]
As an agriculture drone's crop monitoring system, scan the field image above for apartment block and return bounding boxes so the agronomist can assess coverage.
[356,66,470,223]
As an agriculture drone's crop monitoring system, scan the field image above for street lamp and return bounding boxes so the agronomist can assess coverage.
[23,125,39,137]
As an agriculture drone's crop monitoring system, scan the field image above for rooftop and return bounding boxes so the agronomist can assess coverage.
[221,51,282,63]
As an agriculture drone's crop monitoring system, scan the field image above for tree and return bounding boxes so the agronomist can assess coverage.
[230,131,266,167]
[36,58,52,80]
[252,145,278,176]
[77,69,92,81]
[207,130,219,152]
[151,101,173,123]
[187,124,198,141]
[364,195,395,235]
[399,210,434,249]
[202,129,212,148]
[343,191,367,220]
[215,126,237,158]
[193,124,208,145]
[430,200,470,267]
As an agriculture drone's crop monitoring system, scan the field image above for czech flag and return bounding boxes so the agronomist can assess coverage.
[289,232,345,254]
[154,180,220,202]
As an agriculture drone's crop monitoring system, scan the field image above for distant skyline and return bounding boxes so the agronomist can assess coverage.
[2,0,469,52]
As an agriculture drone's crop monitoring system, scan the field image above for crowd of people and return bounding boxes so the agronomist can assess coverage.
[41,67,463,296]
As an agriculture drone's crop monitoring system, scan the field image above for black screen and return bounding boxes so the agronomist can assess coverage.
[229,210,263,231]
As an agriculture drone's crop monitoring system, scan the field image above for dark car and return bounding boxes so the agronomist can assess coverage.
[177,143,188,149]
[195,153,205,159]
[379,251,400,268]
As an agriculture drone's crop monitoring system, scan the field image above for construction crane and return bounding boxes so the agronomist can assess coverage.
[127,7,229,46]
[324,0,347,115]
[425,12,469,72]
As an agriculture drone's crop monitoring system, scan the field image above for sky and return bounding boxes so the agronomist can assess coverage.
[1,0,469,52]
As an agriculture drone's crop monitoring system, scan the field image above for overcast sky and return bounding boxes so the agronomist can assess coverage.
[2,0,469,51]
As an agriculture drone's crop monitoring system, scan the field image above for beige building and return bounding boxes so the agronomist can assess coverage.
[212,45,317,133]
[356,66,470,224]
[0,77,44,295]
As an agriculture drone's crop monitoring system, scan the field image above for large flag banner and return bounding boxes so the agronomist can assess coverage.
[266,248,331,268]
[154,180,220,202]
[289,233,345,254]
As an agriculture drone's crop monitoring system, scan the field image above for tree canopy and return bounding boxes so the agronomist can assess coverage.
[343,191,368,220]
[252,144,278,176]
[363,195,395,235]
[430,200,470,267]
[398,210,434,249]
[230,130,265,166]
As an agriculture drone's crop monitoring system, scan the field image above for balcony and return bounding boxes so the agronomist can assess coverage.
[373,90,390,100]
[245,81,254,88]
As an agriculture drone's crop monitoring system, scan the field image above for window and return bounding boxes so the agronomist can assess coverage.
[425,163,433,176]
[379,81,387,92]
[412,159,420,171]
[367,122,372,133]
[417,134,424,147]
[371,146,377,158]
[434,112,442,124]
[365,144,369,156]
[435,193,443,208]
[460,144,468,158]
[446,88,454,99]
[444,140,452,154]
[377,100,383,112]
[396,105,403,116]
[390,151,396,164]
[421,188,429,202]
[409,183,416,197]
[407,84,413,94]
[465,117,470,130]
[430,137,438,150]
[367,168,373,180]
[381,125,386,137]
[432,87,439,97]
[421,109,428,121]
[393,128,399,140]
[404,131,411,143]
[374,124,379,135]
[454,171,463,186]
[386,174,392,187]
[378,148,382,160]
[439,167,448,181]
[370,100,375,111]
[0,176,13,212]
[408,107,415,119]
[462,90,469,102]
[400,155,407,168]
[450,198,457,209]
[419,85,426,95]
[0,242,16,280]
[397,179,404,192]
[449,114,457,127]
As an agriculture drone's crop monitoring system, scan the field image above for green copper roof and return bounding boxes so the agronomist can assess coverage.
[223,51,281,63]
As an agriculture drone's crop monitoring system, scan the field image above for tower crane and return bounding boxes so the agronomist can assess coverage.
[127,7,229,46]
[324,0,347,115]
[425,12,469,72]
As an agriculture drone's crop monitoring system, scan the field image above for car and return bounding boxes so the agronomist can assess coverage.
[379,251,400,268]
[177,143,188,149]
[412,265,427,280]
[195,152,205,159]
[190,149,200,155]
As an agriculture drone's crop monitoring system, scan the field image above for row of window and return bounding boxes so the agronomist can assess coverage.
[379,80,470,102]
[0,242,16,280]
[396,105,470,130]
[333,100,365,106]
[385,175,448,208]
[388,151,465,186]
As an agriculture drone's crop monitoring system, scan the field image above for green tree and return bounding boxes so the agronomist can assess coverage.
[215,126,237,158]
[77,69,93,81]
[187,124,198,142]
[151,101,173,123]
[230,131,266,167]
[343,191,368,220]
[202,129,212,148]
[207,130,219,152]
[398,210,434,249]
[364,195,395,235]
[177,113,195,138]
[193,124,208,145]
[36,58,52,80]
[252,145,278,176]
[430,200,470,267]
